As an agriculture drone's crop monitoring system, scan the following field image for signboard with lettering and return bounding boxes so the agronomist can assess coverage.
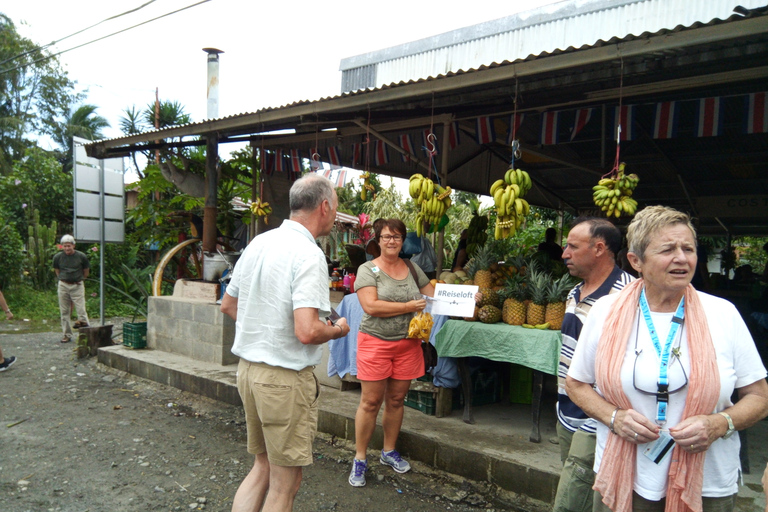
[695,196,768,218]
[428,284,479,317]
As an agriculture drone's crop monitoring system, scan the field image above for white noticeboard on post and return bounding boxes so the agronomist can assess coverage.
[73,136,125,242]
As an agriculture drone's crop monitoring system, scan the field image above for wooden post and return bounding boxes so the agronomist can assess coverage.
[77,325,115,358]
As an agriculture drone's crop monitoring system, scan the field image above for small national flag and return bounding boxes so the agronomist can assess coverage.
[398,134,415,162]
[745,92,768,134]
[335,169,347,188]
[374,140,389,166]
[309,147,323,171]
[289,149,302,174]
[570,108,594,141]
[448,122,460,149]
[507,113,525,145]
[262,151,274,176]
[327,146,341,169]
[351,143,363,166]
[475,116,495,144]
[540,111,559,145]
[613,105,635,141]
[653,101,679,139]
[694,97,723,137]
[422,129,438,157]
[274,149,284,173]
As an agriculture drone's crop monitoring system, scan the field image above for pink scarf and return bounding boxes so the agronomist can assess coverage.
[593,279,720,512]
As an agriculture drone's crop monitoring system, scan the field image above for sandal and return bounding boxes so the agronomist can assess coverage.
[61,336,72,343]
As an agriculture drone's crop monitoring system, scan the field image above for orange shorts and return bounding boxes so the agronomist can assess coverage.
[356,332,424,381]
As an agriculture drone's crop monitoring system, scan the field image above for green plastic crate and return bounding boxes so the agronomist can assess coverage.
[452,367,502,409]
[509,363,533,404]
[123,322,147,349]
[404,389,436,415]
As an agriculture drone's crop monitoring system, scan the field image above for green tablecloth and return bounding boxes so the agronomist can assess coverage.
[434,320,562,376]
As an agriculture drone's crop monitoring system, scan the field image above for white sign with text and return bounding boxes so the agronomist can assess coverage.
[429,283,478,317]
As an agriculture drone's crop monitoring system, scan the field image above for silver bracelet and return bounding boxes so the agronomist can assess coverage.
[609,407,621,434]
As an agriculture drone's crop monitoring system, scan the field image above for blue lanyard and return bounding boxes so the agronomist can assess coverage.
[638,289,685,424]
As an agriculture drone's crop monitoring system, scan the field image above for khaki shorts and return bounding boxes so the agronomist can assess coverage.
[236,359,320,466]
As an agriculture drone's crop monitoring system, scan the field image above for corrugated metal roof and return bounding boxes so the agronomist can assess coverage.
[341,0,767,91]
[88,6,765,147]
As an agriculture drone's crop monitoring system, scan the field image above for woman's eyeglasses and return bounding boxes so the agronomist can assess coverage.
[632,348,688,397]
[380,235,403,242]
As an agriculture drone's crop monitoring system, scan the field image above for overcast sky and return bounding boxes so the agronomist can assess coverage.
[5,0,560,139]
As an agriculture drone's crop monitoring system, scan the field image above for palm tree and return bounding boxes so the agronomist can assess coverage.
[55,104,109,172]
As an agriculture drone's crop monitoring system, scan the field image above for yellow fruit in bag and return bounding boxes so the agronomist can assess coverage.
[408,312,434,340]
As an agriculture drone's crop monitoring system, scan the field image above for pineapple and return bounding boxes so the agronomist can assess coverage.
[477,288,500,308]
[477,305,502,324]
[502,274,528,326]
[544,274,574,330]
[526,270,548,326]
[466,245,495,290]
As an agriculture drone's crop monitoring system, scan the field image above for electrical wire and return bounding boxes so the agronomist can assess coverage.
[0,0,211,76]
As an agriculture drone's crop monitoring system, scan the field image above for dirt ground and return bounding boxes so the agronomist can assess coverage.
[0,321,522,512]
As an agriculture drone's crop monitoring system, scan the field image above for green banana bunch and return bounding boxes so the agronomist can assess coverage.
[409,173,452,235]
[466,213,488,258]
[592,163,640,218]
[489,167,532,240]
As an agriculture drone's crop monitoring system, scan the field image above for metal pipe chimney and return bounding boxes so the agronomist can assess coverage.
[203,48,223,119]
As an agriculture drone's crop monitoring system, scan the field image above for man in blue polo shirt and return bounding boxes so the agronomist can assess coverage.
[554,217,634,512]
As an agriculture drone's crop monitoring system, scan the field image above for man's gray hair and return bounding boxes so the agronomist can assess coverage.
[289,174,335,213]
[60,234,75,245]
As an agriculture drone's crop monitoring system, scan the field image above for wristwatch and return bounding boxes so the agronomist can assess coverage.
[718,412,735,439]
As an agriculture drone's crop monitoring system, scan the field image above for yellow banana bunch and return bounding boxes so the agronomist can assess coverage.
[490,167,532,239]
[592,163,640,218]
[408,311,434,340]
[250,198,273,224]
[360,172,375,201]
[409,173,452,235]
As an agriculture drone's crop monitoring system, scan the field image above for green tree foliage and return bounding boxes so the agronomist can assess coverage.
[53,104,110,172]
[24,208,58,290]
[0,212,24,288]
[0,146,72,236]
[0,14,79,171]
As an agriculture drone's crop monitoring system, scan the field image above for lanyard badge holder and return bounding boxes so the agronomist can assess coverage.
[638,290,685,464]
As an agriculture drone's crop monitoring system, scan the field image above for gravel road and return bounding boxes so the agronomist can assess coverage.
[0,322,522,512]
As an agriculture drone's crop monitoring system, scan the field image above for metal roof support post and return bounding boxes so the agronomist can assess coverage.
[437,119,451,273]
[203,134,219,254]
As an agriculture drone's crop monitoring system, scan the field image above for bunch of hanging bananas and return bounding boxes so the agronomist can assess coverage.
[250,198,273,224]
[592,164,640,218]
[408,311,434,340]
[408,173,453,237]
[360,172,375,201]
[489,168,532,240]
[465,212,488,258]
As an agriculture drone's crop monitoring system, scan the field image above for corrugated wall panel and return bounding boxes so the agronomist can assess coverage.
[343,0,765,92]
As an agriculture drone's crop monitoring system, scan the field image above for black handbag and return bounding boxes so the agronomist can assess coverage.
[421,341,438,372]
[404,259,438,372]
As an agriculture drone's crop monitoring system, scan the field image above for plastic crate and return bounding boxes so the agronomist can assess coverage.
[404,389,437,415]
[123,322,147,349]
[452,367,502,409]
[509,363,533,404]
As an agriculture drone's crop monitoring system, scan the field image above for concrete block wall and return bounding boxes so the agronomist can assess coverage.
[148,296,236,365]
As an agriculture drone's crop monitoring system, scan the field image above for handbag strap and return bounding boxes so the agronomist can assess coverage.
[403,259,420,288]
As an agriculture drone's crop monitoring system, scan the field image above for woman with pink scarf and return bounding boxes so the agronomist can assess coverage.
[567,206,768,512]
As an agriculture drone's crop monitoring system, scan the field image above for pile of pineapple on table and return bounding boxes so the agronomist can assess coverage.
[438,245,574,330]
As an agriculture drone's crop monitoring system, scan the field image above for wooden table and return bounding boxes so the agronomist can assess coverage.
[434,320,561,442]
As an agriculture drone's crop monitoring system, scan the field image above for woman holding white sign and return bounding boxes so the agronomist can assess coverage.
[348,218,435,488]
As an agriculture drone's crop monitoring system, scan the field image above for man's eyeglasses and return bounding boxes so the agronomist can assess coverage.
[380,235,404,242]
